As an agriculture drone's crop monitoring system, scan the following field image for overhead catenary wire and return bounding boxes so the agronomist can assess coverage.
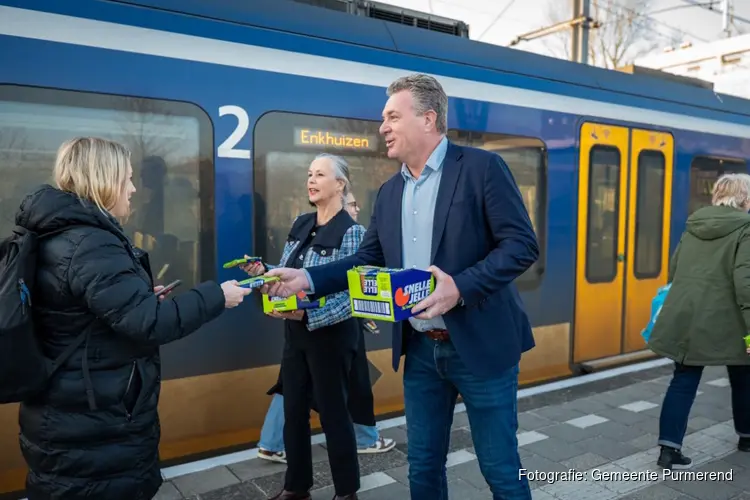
[592,0,710,43]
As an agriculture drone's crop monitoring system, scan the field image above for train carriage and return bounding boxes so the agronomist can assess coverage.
[1,0,750,496]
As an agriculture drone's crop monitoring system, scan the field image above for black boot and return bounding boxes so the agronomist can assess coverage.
[268,491,311,500]
[738,437,750,452]
[657,445,692,470]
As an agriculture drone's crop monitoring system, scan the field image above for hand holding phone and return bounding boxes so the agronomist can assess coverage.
[237,255,266,277]
[155,279,182,298]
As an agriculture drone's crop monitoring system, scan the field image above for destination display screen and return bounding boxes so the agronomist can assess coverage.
[294,128,379,151]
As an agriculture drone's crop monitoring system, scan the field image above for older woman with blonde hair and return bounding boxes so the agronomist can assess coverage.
[648,172,750,471]
[15,137,250,500]
[242,153,364,500]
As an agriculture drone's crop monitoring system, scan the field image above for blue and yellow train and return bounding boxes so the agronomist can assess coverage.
[1,0,750,495]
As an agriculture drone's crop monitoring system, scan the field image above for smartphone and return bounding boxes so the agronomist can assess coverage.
[156,279,182,297]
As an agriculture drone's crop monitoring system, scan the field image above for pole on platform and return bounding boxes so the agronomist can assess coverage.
[571,0,591,64]
[722,0,730,37]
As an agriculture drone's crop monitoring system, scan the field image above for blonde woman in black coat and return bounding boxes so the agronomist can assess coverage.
[16,137,250,500]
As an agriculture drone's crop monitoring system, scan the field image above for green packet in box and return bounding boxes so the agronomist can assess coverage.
[262,292,326,313]
[347,265,434,322]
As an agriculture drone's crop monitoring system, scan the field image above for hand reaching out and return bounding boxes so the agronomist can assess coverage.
[239,255,266,277]
[221,280,252,308]
[260,267,310,297]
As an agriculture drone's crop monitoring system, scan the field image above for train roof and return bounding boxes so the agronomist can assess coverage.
[12,0,750,121]
[115,0,750,119]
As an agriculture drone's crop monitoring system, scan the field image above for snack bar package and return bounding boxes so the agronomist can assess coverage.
[223,256,263,269]
[238,276,279,289]
[347,266,434,322]
[262,291,326,313]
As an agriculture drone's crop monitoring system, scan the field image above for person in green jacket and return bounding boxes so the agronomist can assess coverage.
[648,173,750,471]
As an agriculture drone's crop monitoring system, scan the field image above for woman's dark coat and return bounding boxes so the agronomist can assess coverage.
[649,205,750,366]
[267,318,377,426]
[15,185,226,500]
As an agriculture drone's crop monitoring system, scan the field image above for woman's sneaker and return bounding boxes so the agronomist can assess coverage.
[258,448,287,464]
[357,437,396,454]
[657,445,691,470]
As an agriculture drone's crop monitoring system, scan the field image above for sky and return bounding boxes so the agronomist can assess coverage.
[378,0,750,65]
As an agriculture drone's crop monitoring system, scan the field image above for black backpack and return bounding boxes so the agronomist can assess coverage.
[0,225,88,404]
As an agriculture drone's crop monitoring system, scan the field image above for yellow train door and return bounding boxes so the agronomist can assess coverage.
[623,129,674,353]
[573,123,674,366]
[623,130,674,353]
[574,122,630,363]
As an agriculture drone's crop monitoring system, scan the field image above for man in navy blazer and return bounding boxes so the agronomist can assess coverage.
[264,74,538,500]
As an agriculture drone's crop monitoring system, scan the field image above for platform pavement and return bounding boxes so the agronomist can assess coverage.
[151,362,750,500]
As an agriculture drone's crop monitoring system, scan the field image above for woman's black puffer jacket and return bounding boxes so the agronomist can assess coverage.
[15,185,226,500]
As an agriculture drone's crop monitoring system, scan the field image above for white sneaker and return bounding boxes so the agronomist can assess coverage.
[258,448,287,464]
[357,437,396,454]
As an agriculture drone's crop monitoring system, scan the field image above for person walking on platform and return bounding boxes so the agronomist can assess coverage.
[647,173,750,471]
[253,191,395,465]
[243,153,364,500]
[260,74,539,500]
[13,137,250,500]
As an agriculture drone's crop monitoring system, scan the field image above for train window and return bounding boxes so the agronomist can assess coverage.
[586,145,621,284]
[253,112,400,263]
[0,85,215,288]
[689,156,747,213]
[634,150,666,279]
[447,130,547,289]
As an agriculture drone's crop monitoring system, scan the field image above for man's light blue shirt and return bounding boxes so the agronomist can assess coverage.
[401,136,448,332]
[303,136,448,333]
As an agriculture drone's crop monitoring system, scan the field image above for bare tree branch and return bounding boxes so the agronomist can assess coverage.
[542,0,683,69]
[541,0,572,60]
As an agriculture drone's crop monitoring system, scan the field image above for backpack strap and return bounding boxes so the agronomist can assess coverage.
[44,329,92,408]
[36,225,87,240]
[29,225,114,411]
[81,332,97,411]
[47,329,89,377]
[35,224,140,411]
[44,327,97,410]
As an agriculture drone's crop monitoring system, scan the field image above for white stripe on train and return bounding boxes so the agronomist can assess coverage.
[1,6,750,138]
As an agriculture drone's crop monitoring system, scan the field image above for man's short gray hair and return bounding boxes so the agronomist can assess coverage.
[712,173,750,209]
[314,153,352,199]
[387,74,448,134]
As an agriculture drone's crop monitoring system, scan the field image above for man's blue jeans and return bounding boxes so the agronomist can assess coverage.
[403,332,531,500]
[259,393,379,451]
[659,362,750,449]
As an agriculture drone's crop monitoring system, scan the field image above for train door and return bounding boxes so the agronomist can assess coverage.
[573,122,673,365]
[623,129,673,353]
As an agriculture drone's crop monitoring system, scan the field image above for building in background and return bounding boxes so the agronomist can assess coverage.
[634,33,750,99]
